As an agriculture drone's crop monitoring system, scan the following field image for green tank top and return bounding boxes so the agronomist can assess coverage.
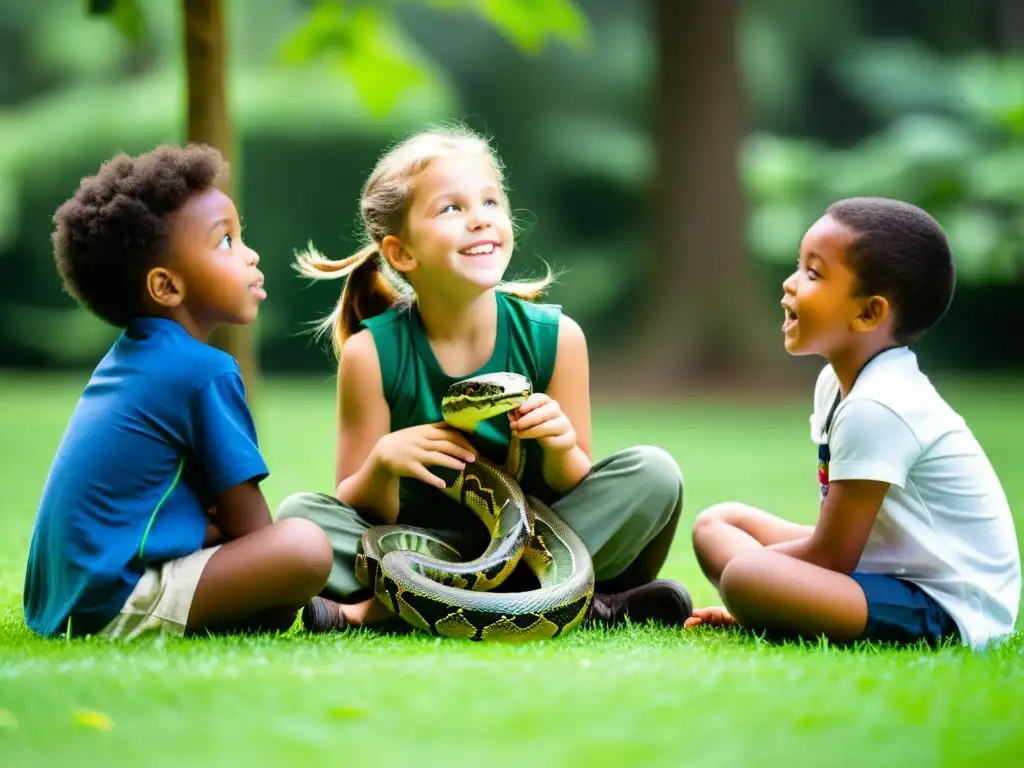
[361,291,562,530]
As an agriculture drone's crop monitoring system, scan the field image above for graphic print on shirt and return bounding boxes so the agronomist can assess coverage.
[818,390,840,504]
[818,442,830,503]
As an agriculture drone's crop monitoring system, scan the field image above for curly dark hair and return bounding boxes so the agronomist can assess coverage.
[827,197,956,345]
[52,143,228,327]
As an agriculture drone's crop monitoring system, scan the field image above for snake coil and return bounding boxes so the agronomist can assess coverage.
[354,372,595,642]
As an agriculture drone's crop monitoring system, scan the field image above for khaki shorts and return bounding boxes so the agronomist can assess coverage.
[99,546,220,640]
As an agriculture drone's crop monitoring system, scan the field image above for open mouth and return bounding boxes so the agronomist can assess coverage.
[251,277,267,299]
[782,305,798,332]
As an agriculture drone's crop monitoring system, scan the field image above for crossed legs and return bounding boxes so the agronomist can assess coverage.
[691,503,869,642]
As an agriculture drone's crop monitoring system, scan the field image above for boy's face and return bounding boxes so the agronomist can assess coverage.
[163,187,266,334]
[780,214,873,357]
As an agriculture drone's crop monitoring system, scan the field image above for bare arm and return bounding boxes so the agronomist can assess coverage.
[540,314,593,492]
[770,400,910,572]
[211,479,272,540]
[766,479,888,573]
[332,330,398,524]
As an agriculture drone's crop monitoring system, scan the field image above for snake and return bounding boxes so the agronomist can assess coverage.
[353,372,595,642]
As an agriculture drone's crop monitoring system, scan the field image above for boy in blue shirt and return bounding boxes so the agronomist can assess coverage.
[23,144,334,640]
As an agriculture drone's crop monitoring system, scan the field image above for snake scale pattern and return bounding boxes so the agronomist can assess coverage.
[354,373,595,642]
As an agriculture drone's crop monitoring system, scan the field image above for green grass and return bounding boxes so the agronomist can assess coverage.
[1,372,1023,767]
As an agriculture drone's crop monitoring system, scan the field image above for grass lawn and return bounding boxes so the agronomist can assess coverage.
[1,372,1022,767]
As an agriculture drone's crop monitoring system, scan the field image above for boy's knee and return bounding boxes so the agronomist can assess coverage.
[692,502,750,540]
[272,517,333,589]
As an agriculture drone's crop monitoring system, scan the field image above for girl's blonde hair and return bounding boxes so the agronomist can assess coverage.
[295,124,554,359]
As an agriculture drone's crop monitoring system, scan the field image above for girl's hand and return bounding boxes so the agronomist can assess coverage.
[684,606,736,629]
[371,423,477,490]
[509,393,577,453]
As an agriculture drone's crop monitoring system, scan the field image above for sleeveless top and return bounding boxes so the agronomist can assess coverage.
[361,291,562,531]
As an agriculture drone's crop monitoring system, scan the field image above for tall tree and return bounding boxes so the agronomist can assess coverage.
[998,0,1024,50]
[181,0,257,402]
[86,0,254,398]
[616,0,785,393]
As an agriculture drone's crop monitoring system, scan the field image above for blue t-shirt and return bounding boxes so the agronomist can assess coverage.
[23,317,269,638]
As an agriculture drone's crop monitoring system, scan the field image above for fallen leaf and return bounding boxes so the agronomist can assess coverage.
[327,706,366,719]
[74,708,114,731]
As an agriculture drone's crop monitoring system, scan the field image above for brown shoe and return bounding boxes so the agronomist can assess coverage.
[302,596,348,634]
[587,579,693,628]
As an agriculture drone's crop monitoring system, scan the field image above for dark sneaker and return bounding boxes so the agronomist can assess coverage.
[587,579,693,628]
[302,596,348,634]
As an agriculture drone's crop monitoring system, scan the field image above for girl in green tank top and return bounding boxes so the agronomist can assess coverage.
[360,291,569,529]
[285,125,690,632]
[296,125,594,530]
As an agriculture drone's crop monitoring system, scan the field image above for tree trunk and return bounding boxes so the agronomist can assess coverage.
[610,0,792,395]
[181,0,258,404]
[996,0,1024,51]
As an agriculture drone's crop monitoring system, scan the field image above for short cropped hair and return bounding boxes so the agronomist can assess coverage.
[52,143,227,327]
[827,197,955,344]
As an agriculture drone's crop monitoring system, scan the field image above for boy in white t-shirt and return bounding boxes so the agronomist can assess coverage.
[687,197,1020,649]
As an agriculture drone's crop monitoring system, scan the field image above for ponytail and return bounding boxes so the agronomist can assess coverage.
[293,242,404,359]
[296,125,560,359]
[496,259,558,302]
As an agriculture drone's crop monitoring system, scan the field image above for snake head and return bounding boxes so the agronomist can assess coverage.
[442,372,533,431]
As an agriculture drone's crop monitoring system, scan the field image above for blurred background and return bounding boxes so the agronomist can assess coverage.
[2,7,1022,763]
[0,9,1019,765]
[1,0,1021,398]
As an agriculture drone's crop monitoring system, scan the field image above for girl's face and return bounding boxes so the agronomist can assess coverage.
[389,152,514,299]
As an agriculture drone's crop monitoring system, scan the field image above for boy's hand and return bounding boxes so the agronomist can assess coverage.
[371,423,477,490]
[211,479,272,540]
[203,519,224,547]
[509,393,577,453]
[684,606,736,628]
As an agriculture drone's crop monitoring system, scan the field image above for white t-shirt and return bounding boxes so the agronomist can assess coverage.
[810,347,1020,648]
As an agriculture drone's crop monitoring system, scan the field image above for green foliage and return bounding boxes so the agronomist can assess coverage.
[3,1,1020,372]
[0,65,458,251]
[86,0,590,119]
[416,0,589,53]
[0,0,593,368]
[743,41,1024,282]
[472,0,589,55]
[86,0,144,42]
[275,0,589,115]
[276,2,433,117]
